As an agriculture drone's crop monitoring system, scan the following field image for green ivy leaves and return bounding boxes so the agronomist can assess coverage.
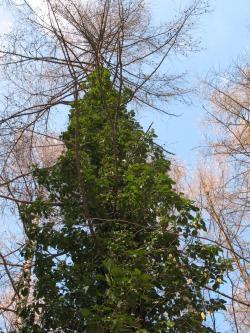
[18,68,230,333]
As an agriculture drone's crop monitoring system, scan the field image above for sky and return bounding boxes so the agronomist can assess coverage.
[140,0,250,169]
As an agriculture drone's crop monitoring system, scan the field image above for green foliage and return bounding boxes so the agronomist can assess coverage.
[19,68,229,332]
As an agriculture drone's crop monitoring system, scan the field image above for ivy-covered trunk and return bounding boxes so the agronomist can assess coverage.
[19,68,230,333]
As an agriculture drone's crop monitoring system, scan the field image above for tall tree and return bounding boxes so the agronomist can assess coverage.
[0,1,210,328]
[18,68,229,332]
[189,63,250,332]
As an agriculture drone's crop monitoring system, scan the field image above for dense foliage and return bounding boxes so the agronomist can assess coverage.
[19,68,229,332]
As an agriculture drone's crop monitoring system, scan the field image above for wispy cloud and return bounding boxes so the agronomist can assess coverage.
[0,9,13,33]
[0,0,47,34]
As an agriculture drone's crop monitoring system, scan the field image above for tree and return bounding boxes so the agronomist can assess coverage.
[190,160,250,332]
[0,1,210,329]
[17,68,229,333]
[189,63,250,332]
[0,0,209,205]
[0,132,64,331]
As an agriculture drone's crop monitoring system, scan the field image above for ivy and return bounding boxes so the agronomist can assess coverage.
[19,68,230,333]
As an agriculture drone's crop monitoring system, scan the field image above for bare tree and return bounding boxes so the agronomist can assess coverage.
[191,63,250,332]
[0,132,64,331]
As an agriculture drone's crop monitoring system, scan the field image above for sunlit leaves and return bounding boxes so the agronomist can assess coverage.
[19,68,229,333]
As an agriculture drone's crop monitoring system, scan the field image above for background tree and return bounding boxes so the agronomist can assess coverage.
[189,63,250,332]
[0,132,63,331]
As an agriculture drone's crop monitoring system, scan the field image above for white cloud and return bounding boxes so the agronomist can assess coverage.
[14,0,45,8]
[0,0,47,34]
[0,9,14,33]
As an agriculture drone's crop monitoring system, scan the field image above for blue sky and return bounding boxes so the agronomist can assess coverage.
[140,0,250,169]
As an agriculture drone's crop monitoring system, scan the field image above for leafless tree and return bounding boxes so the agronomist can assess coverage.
[0,132,64,331]
[191,63,250,332]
